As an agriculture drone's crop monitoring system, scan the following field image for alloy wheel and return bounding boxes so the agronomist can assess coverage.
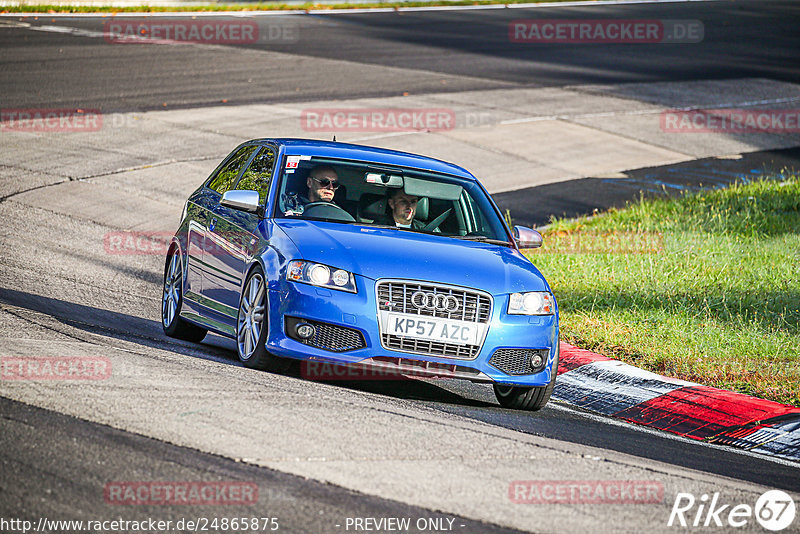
[237,273,266,360]
[162,253,182,328]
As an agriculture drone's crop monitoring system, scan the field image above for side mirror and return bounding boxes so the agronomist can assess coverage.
[513,225,543,249]
[221,190,260,213]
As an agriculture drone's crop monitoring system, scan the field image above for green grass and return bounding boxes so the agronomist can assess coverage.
[527,176,800,407]
[2,0,589,13]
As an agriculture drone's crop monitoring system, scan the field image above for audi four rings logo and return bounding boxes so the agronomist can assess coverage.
[411,291,460,312]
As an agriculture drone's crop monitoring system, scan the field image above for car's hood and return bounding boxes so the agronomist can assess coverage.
[274,220,549,295]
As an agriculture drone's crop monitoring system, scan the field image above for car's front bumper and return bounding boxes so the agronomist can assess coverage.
[266,277,558,387]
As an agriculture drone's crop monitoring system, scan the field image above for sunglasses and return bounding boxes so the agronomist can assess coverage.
[312,177,340,190]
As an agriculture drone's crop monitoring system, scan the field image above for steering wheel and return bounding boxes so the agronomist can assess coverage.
[302,201,355,222]
[422,208,452,232]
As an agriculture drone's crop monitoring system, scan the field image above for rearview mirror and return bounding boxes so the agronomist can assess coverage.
[365,172,404,188]
[221,190,260,213]
[513,226,543,249]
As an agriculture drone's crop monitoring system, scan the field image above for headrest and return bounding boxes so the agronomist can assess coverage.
[358,193,387,221]
[415,196,429,222]
[289,169,310,195]
[333,183,348,203]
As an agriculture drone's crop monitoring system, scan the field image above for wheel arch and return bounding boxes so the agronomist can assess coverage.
[245,245,286,293]
[166,237,187,286]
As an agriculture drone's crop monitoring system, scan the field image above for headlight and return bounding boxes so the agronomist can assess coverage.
[287,260,357,293]
[508,292,554,315]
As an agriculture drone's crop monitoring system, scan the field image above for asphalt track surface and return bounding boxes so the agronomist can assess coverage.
[0,0,797,111]
[0,397,523,533]
[1,0,800,532]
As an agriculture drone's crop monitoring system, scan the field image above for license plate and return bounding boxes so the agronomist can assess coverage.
[384,313,479,345]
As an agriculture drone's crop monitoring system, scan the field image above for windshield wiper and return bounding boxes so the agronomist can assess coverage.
[453,235,512,246]
[362,224,400,230]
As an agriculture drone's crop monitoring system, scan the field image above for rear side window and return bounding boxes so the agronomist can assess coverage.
[207,145,257,195]
[236,147,275,203]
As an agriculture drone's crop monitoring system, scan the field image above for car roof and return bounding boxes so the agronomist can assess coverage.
[253,138,477,181]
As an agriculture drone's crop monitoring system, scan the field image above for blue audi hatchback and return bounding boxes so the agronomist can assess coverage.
[163,139,559,410]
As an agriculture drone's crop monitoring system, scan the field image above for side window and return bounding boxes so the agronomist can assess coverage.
[236,147,275,203]
[207,145,257,195]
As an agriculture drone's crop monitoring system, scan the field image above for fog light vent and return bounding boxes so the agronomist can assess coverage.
[489,348,549,375]
[285,317,366,353]
[296,323,315,339]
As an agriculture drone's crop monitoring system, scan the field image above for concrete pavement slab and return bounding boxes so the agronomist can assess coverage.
[569,109,800,159]
[572,78,800,109]
[353,132,573,192]
[443,119,689,180]
[4,77,799,200]
[423,85,658,118]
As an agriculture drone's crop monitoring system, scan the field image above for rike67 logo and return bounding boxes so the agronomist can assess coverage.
[668,490,796,531]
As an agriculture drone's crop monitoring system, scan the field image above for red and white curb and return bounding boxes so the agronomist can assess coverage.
[553,343,800,462]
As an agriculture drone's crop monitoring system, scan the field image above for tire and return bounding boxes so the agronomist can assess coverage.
[493,343,559,411]
[162,248,207,343]
[236,265,290,373]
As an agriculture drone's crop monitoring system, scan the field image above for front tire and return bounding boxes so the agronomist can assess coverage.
[493,344,559,411]
[162,248,207,343]
[236,266,290,373]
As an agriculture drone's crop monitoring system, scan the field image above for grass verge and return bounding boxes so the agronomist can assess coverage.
[2,0,588,13]
[527,176,800,407]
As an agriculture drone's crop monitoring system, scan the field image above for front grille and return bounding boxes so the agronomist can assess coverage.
[377,280,491,323]
[376,280,492,360]
[489,348,549,375]
[381,334,480,359]
[285,317,365,352]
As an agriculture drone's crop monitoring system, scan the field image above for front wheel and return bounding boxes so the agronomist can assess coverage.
[493,345,559,411]
[162,249,207,342]
[236,266,290,373]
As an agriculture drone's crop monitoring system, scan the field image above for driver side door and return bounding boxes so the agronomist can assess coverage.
[204,146,276,331]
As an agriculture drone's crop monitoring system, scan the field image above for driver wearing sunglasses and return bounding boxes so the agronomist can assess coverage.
[306,165,340,203]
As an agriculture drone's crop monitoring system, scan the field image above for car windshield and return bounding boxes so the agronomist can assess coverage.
[273,157,511,245]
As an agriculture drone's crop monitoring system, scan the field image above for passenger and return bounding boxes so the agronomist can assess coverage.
[385,189,423,229]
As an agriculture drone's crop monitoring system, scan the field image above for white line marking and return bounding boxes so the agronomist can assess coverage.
[347,131,419,142]
[499,96,800,125]
[0,0,724,18]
